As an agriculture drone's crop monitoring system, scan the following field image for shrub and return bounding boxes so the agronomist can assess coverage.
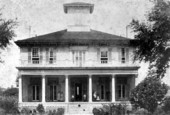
[153,107,166,115]
[0,96,18,114]
[56,108,64,115]
[110,104,126,115]
[162,97,170,113]
[130,77,168,113]
[134,108,150,115]
[36,104,45,114]
[47,108,64,115]
[93,104,127,115]
[20,107,31,114]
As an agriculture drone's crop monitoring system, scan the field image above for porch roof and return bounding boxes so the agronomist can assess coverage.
[17,66,140,70]
[17,66,139,75]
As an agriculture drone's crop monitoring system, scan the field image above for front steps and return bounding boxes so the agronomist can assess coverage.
[66,103,93,115]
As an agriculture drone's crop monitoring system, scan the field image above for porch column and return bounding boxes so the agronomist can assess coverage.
[19,75,22,103]
[112,74,116,102]
[89,75,92,102]
[65,75,69,103]
[42,75,46,103]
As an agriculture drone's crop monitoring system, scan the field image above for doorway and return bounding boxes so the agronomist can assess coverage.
[70,76,88,102]
[75,83,82,101]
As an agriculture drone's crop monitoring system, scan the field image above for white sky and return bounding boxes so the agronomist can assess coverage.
[0,0,169,88]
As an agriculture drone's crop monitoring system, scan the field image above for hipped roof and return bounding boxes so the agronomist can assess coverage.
[15,29,135,47]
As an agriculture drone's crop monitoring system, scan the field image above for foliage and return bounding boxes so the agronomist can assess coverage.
[0,96,18,113]
[0,12,17,62]
[3,87,18,97]
[47,108,64,115]
[56,108,64,115]
[36,104,45,114]
[134,108,150,115]
[93,104,127,115]
[130,77,168,113]
[20,107,31,115]
[130,0,170,78]
[153,107,166,115]
[162,97,170,113]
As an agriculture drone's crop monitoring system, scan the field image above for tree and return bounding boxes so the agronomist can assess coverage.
[130,77,168,113]
[0,12,17,62]
[130,0,170,78]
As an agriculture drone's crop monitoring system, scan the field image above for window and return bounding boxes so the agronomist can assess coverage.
[49,48,54,64]
[116,77,128,100]
[50,85,57,101]
[121,48,126,63]
[118,84,125,98]
[72,51,85,67]
[101,51,108,64]
[32,85,40,101]
[32,48,39,64]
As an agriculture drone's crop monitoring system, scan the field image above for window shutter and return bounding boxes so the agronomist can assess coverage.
[40,48,43,64]
[28,85,32,102]
[46,48,49,64]
[28,48,31,64]
[97,48,100,63]
[83,51,85,64]
[53,48,57,64]
[126,48,129,63]
[72,51,75,64]
[118,47,121,63]
[108,48,112,63]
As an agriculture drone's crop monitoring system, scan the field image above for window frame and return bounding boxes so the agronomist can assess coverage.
[49,48,54,64]
[32,85,40,101]
[100,50,108,64]
[121,48,126,63]
[31,47,40,64]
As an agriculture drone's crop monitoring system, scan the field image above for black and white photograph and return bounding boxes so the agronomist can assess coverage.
[0,0,170,115]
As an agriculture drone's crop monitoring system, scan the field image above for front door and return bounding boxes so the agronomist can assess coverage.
[75,83,82,101]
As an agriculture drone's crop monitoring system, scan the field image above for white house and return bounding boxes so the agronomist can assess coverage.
[15,2,139,115]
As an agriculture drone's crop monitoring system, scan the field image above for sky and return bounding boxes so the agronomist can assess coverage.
[0,0,169,88]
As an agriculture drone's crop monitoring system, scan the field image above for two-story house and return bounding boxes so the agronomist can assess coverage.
[15,2,139,115]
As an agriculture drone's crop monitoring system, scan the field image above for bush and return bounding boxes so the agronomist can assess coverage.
[130,77,168,113]
[36,104,45,114]
[47,108,64,115]
[93,108,105,115]
[20,107,31,114]
[153,107,166,115]
[110,104,126,115]
[56,108,64,115]
[0,96,19,114]
[162,97,170,113]
[134,108,150,115]
[93,104,127,115]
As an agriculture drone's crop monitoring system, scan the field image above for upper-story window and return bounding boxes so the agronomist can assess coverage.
[101,51,108,64]
[121,48,126,63]
[49,48,54,64]
[72,51,85,67]
[32,48,40,64]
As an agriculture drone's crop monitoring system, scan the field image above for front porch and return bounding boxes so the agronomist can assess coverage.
[18,67,138,114]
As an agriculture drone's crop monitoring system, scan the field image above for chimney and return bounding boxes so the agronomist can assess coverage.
[63,2,94,32]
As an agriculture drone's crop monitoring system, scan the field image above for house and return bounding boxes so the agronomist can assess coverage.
[15,2,139,115]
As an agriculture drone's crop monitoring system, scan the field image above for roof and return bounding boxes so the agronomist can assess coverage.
[15,29,134,47]
[63,2,94,13]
